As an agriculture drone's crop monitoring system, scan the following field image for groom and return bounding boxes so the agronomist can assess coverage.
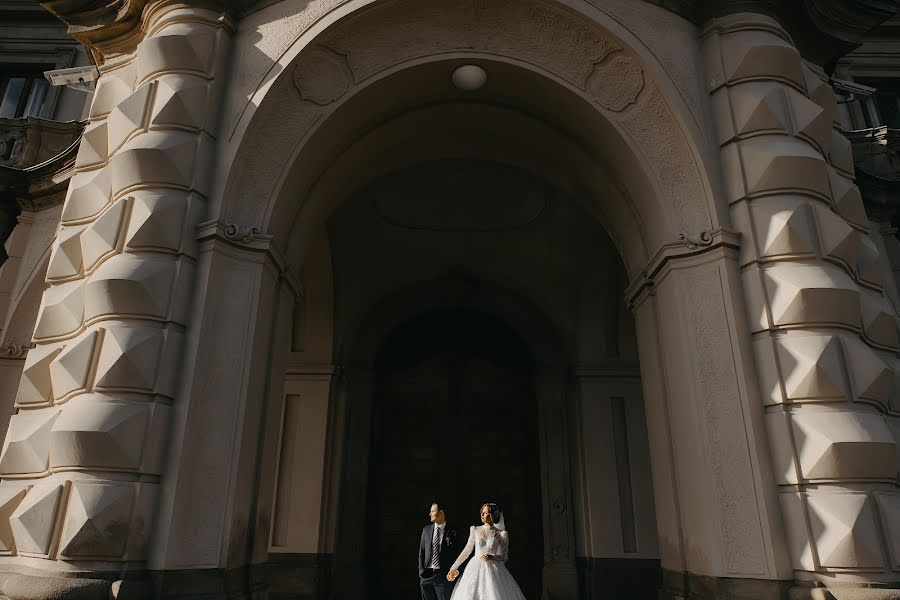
[419,501,462,600]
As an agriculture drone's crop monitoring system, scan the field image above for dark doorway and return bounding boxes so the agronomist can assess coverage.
[366,309,543,599]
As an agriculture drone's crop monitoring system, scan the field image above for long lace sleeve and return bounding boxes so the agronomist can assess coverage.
[494,530,509,563]
[450,526,475,571]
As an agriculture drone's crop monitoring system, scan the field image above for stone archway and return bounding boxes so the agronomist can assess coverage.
[5,1,898,599]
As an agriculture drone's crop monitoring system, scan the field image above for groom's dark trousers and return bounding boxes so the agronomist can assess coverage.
[419,524,462,600]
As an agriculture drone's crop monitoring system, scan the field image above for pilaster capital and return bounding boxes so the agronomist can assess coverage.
[625,227,742,309]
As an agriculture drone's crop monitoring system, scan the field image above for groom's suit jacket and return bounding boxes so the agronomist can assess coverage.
[418,523,463,578]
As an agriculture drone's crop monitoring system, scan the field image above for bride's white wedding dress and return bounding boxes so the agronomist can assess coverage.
[448,525,527,600]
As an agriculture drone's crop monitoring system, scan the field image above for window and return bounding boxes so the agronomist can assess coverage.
[0,67,52,119]
[857,78,900,128]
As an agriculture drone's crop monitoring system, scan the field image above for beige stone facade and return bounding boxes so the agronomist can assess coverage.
[0,1,899,599]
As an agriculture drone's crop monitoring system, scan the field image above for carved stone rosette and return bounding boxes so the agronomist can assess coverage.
[703,13,900,590]
[0,1,231,593]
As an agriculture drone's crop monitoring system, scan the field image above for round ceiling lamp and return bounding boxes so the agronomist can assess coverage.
[452,65,487,91]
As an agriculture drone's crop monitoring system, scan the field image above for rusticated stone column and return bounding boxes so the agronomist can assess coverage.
[703,14,900,596]
[0,2,230,597]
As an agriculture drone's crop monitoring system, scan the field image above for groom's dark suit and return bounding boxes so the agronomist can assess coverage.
[419,522,463,600]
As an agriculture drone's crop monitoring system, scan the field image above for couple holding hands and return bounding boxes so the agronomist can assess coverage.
[418,501,527,600]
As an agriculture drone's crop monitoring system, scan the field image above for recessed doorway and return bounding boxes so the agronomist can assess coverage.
[366,310,543,599]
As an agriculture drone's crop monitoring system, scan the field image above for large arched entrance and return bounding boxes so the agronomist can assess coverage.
[368,310,543,599]
[206,1,788,599]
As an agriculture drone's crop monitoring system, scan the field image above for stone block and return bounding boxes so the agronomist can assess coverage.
[108,131,197,195]
[0,409,60,475]
[859,292,899,350]
[48,329,99,401]
[829,129,856,176]
[737,137,830,200]
[46,225,84,281]
[807,492,884,569]
[136,27,215,83]
[786,87,831,150]
[875,492,900,570]
[801,63,838,127]
[0,485,27,554]
[843,337,895,408]
[50,395,148,470]
[151,75,209,130]
[790,409,895,481]
[80,199,126,272]
[75,121,109,169]
[724,82,790,141]
[16,344,63,406]
[125,191,186,252]
[58,482,134,559]
[34,279,86,340]
[107,83,153,154]
[94,326,163,391]
[887,416,900,478]
[90,64,136,118]
[774,333,848,402]
[828,169,867,228]
[761,263,860,329]
[10,484,63,556]
[858,234,888,288]
[752,200,815,259]
[84,255,175,322]
[815,205,860,272]
[61,169,111,223]
[719,29,802,87]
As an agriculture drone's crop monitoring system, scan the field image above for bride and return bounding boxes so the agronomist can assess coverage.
[446,503,527,600]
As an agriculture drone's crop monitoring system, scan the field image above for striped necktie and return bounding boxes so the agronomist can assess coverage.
[431,525,441,568]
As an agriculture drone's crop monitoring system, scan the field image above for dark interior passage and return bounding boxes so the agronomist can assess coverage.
[367,310,543,599]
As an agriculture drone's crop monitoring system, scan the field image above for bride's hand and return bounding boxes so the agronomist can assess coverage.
[479,554,493,562]
[447,570,459,582]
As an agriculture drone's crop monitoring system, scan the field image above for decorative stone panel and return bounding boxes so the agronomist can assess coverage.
[61,168,111,223]
[843,337,896,408]
[760,263,860,329]
[47,225,85,281]
[50,395,148,470]
[135,26,216,83]
[83,254,175,322]
[0,486,27,554]
[790,410,895,481]
[806,492,884,569]
[58,482,133,559]
[150,75,209,129]
[48,329,99,402]
[75,121,109,170]
[125,191,187,252]
[94,326,163,391]
[875,493,900,570]
[9,483,63,556]
[107,82,153,154]
[90,64,137,119]
[716,27,803,87]
[0,409,60,475]
[108,132,197,194]
[15,343,62,405]
[828,168,867,227]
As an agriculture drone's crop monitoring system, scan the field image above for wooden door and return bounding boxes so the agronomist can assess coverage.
[366,311,543,599]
